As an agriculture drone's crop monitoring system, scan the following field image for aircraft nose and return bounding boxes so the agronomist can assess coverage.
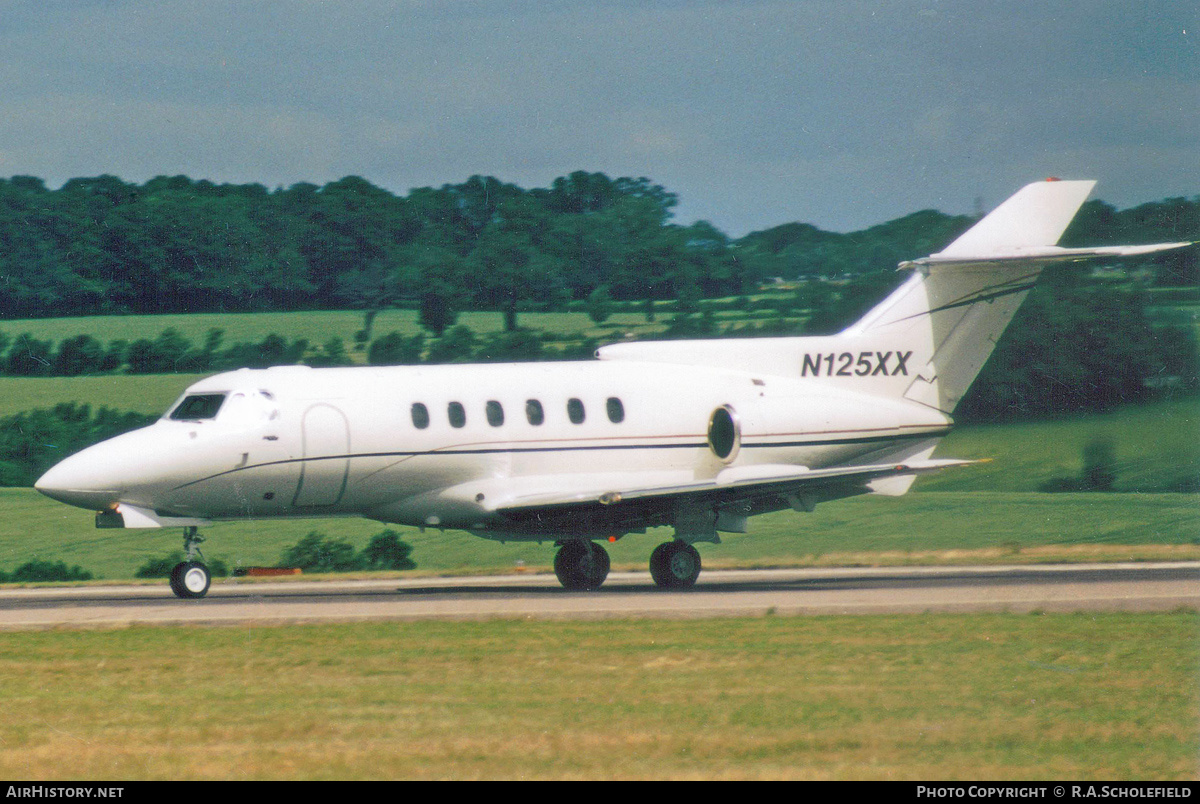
[35,423,203,511]
[35,450,124,510]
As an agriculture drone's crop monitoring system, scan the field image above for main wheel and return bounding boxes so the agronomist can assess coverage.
[649,541,701,589]
[169,561,211,599]
[554,541,610,590]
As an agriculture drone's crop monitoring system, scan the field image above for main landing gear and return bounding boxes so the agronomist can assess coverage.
[168,526,211,600]
[552,539,702,591]
[649,541,702,589]
[554,540,610,590]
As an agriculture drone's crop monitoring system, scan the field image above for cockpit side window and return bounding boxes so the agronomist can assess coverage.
[169,393,226,421]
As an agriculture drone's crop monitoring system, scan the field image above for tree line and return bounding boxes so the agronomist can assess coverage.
[0,172,745,325]
[1,171,1195,325]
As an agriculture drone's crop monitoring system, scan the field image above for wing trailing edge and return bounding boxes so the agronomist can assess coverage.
[487,458,981,514]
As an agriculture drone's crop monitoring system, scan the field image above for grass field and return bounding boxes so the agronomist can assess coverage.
[0,308,661,349]
[917,395,1200,494]
[0,373,205,417]
[0,614,1193,780]
[3,488,1197,583]
[0,296,811,348]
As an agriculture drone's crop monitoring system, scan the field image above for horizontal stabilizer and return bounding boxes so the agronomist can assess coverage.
[901,241,1192,271]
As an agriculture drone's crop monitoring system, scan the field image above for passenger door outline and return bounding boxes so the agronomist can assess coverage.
[293,403,350,507]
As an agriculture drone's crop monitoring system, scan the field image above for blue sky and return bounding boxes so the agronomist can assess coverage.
[2,0,1196,235]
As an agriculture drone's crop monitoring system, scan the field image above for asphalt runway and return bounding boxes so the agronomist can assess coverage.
[0,562,1196,629]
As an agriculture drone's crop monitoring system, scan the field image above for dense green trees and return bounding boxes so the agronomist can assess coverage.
[956,271,1199,419]
[0,171,676,317]
[0,170,1194,320]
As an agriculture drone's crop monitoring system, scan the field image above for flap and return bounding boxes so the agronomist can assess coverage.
[489,459,979,514]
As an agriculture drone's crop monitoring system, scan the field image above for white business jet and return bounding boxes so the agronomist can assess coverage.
[34,180,1189,598]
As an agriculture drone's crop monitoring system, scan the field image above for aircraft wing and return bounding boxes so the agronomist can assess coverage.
[445,459,979,538]
[493,459,972,509]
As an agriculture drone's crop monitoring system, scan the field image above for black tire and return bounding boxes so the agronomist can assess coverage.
[172,561,211,599]
[168,562,187,598]
[649,541,701,589]
[554,541,610,591]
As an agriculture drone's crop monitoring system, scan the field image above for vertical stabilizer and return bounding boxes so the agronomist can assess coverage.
[935,179,1095,257]
[844,180,1094,412]
[846,179,1189,412]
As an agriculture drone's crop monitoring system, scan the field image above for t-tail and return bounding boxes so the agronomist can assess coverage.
[599,179,1190,414]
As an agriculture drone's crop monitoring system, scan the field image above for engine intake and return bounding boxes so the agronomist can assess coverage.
[707,405,740,461]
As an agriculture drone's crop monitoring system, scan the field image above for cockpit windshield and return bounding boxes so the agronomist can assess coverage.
[167,389,278,426]
[169,393,227,421]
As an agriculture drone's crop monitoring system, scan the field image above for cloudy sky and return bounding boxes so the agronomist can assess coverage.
[2,0,1197,235]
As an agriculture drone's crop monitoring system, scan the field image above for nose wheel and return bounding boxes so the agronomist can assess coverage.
[169,561,211,599]
[169,527,211,599]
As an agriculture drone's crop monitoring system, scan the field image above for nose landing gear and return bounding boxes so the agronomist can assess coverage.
[168,527,211,599]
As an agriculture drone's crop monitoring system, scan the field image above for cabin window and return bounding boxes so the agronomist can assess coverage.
[567,398,585,424]
[486,400,504,427]
[606,397,625,424]
[411,403,430,429]
[169,394,226,421]
[448,401,466,428]
[525,399,544,426]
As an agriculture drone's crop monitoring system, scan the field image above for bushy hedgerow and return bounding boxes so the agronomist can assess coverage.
[0,403,157,486]
[0,560,93,583]
[278,530,416,573]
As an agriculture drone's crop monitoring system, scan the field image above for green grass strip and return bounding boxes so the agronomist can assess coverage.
[0,613,1193,780]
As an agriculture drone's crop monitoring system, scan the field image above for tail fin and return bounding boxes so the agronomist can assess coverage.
[846,179,1188,412]
[598,179,1189,412]
[932,178,1096,257]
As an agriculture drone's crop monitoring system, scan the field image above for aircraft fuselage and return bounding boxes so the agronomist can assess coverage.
[36,360,952,538]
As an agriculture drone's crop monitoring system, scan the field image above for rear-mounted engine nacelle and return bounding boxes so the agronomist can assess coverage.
[707,405,740,462]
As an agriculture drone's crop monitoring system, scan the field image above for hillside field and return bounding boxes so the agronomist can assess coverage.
[0,308,636,345]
